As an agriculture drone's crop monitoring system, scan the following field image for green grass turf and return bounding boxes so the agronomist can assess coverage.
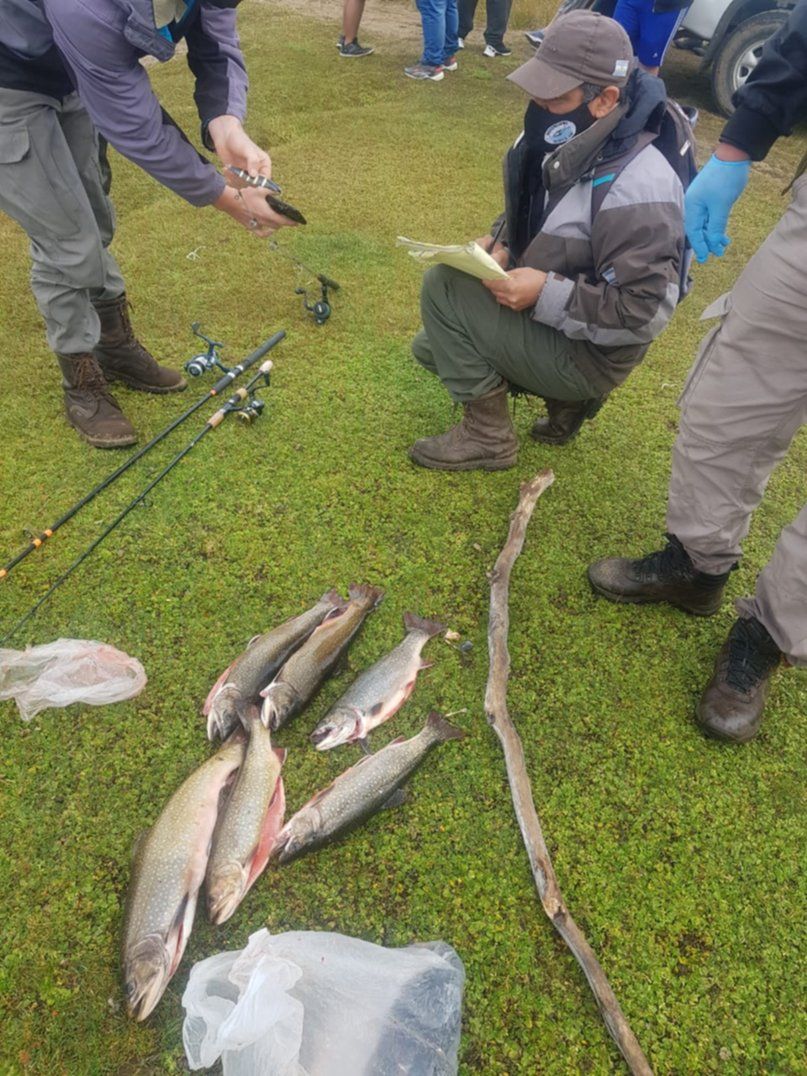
[0,5,805,1073]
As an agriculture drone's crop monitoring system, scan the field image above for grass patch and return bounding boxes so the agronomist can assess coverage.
[0,6,804,1073]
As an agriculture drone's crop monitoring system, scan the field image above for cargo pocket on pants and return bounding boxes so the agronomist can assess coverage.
[676,292,731,410]
[0,122,84,238]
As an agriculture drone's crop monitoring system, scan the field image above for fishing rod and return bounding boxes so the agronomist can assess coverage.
[1,362,274,646]
[0,330,285,583]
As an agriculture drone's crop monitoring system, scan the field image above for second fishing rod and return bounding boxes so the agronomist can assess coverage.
[1,361,275,646]
[0,330,286,583]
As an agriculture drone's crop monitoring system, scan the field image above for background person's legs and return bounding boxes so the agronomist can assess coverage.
[341,0,367,42]
[415,0,449,67]
[482,0,513,50]
[457,0,478,40]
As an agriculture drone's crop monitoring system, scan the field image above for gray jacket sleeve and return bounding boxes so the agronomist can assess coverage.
[43,0,227,206]
[533,148,684,348]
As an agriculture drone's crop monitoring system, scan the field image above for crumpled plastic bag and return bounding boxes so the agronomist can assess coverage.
[0,638,147,720]
[182,929,465,1076]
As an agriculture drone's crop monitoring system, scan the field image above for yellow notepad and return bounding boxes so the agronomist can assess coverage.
[397,236,508,281]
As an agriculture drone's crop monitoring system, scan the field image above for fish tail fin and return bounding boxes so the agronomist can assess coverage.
[427,710,466,742]
[404,612,445,638]
[321,588,348,610]
[348,583,385,609]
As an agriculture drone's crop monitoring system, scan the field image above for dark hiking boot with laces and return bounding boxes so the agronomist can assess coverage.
[530,396,605,445]
[697,616,782,743]
[587,534,732,616]
[408,383,518,471]
[92,293,186,394]
[57,352,137,448]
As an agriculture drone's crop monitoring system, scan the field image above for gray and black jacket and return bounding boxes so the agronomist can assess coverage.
[499,71,685,393]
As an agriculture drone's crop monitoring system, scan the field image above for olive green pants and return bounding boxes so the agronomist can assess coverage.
[412,265,598,403]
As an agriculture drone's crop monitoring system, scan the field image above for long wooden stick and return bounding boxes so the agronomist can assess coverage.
[485,470,653,1075]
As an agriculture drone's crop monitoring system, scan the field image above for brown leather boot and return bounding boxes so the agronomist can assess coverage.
[696,616,782,744]
[56,352,138,448]
[408,384,518,471]
[530,395,605,445]
[92,293,186,393]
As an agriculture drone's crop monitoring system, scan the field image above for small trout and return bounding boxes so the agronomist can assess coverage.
[260,583,384,731]
[310,612,444,750]
[273,711,465,864]
[205,590,345,741]
[121,736,244,1021]
[206,707,286,925]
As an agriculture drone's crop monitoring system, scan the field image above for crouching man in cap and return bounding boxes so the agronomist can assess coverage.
[409,11,686,470]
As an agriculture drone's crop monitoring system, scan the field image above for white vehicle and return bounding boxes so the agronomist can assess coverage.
[675,0,795,115]
[529,0,796,116]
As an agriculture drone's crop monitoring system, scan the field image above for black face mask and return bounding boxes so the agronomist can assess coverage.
[523,99,598,154]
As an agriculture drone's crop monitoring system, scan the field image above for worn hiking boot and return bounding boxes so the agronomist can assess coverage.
[56,352,137,448]
[697,616,782,743]
[92,293,186,393]
[530,396,605,445]
[587,534,732,616]
[409,383,518,471]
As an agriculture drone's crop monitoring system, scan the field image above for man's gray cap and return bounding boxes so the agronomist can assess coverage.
[508,11,634,99]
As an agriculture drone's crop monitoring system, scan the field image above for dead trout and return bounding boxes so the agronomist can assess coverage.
[121,736,244,1021]
[206,707,286,925]
[273,711,464,864]
[310,612,444,751]
[205,590,346,741]
[260,583,384,731]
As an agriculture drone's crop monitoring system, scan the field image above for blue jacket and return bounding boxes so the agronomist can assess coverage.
[0,0,249,205]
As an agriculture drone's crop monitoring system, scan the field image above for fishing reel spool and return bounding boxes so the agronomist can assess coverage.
[231,360,272,425]
[294,273,340,326]
[184,323,231,377]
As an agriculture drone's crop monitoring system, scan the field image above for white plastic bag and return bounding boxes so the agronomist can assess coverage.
[182,929,465,1076]
[0,638,147,720]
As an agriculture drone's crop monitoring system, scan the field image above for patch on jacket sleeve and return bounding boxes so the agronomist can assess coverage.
[602,266,617,285]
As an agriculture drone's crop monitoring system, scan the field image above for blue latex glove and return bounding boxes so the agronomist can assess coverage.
[685,155,752,263]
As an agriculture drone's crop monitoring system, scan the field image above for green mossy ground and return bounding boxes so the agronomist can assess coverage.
[0,5,804,1073]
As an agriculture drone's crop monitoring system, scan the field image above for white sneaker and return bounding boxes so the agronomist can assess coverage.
[483,43,512,57]
[457,37,465,49]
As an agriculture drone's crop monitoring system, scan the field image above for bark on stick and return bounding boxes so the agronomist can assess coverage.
[485,470,653,1076]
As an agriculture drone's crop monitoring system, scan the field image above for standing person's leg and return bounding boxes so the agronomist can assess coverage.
[611,0,642,56]
[0,88,136,446]
[443,0,460,63]
[407,0,447,77]
[339,0,374,56]
[57,94,185,395]
[483,0,512,51]
[740,506,807,668]
[589,177,807,740]
[457,0,478,41]
[635,2,688,74]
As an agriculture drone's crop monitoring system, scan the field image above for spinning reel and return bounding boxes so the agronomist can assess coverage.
[184,323,231,377]
[295,274,340,326]
[232,362,272,425]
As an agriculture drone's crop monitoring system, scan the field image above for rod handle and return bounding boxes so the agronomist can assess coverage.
[210,330,285,394]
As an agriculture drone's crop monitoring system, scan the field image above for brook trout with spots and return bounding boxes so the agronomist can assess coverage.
[260,583,384,730]
[205,590,345,742]
[206,706,286,925]
[121,736,244,1020]
[273,711,465,864]
[310,612,444,750]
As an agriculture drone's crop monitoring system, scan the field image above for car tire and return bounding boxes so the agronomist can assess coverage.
[711,11,789,117]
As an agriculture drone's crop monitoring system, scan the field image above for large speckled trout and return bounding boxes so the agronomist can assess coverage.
[121,736,244,1021]
[273,712,465,864]
[310,612,444,751]
[206,707,286,925]
[260,584,384,730]
[204,590,345,741]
